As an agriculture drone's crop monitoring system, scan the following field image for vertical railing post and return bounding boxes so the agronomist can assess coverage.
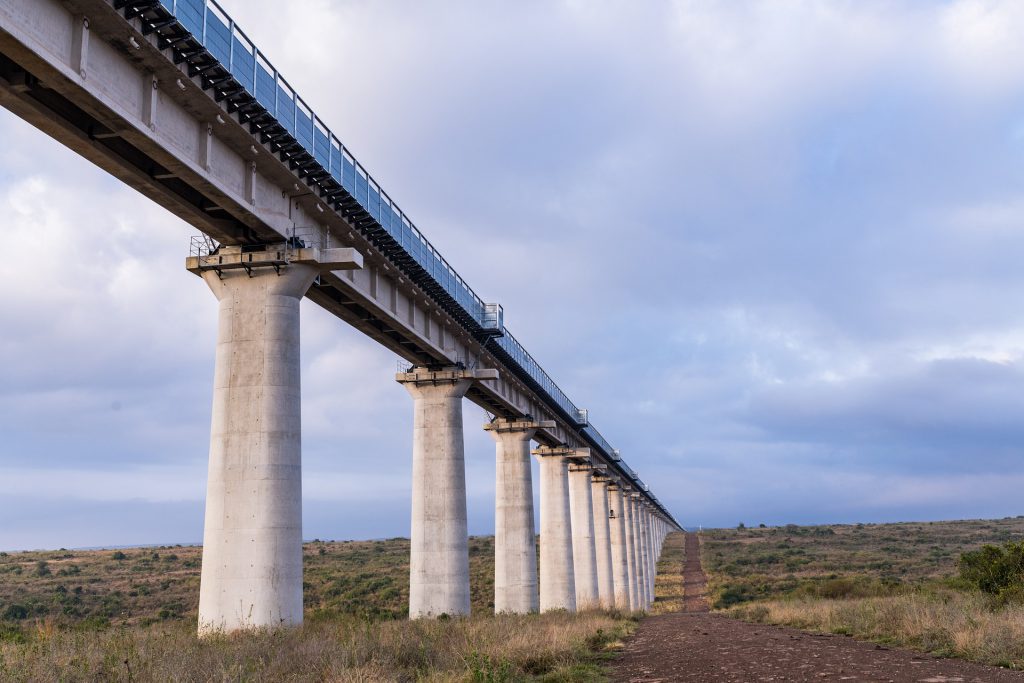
[272,66,278,119]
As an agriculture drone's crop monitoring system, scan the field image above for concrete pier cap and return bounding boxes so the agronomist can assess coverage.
[186,242,363,276]
[484,417,557,434]
[396,365,497,619]
[396,366,499,384]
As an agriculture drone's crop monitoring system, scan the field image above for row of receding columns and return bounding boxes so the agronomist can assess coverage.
[190,252,673,632]
[397,359,672,618]
[529,444,670,614]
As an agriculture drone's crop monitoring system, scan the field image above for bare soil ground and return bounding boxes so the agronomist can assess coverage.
[611,532,1024,682]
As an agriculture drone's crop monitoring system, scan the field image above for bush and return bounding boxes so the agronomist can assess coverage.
[2,604,28,620]
[958,541,1024,601]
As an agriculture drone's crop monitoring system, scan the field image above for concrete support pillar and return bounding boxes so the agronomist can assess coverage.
[568,460,599,610]
[642,506,654,605]
[485,418,550,614]
[652,515,661,594]
[397,366,497,619]
[195,261,319,634]
[631,494,648,610]
[607,482,631,610]
[643,501,651,610]
[535,447,577,612]
[621,487,639,610]
[591,473,615,609]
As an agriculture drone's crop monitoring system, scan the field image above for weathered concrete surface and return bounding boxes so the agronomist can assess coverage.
[568,462,599,609]
[591,474,615,609]
[607,483,632,610]
[486,418,548,614]
[631,494,648,610]
[397,367,496,619]
[621,487,639,611]
[197,263,318,634]
[536,447,576,612]
[640,506,653,606]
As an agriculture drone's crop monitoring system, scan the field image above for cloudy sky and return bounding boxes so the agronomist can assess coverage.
[3,0,1024,550]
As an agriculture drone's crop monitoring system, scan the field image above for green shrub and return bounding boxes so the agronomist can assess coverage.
[958,541,1024,601]
[2,604,28,620]
[0,622,26,643]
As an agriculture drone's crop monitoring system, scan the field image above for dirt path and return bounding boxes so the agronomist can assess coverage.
[611,532,1024,682]
[681,531,709,614]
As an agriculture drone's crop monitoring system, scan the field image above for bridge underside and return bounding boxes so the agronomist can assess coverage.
[0,46,520,418]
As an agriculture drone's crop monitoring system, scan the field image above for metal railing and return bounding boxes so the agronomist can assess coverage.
[138,0,666,511]
[158,0,495,330]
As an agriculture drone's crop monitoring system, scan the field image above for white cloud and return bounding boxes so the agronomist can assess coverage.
[3,0,1024,546]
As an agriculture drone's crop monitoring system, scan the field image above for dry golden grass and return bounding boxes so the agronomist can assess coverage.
[0,610,633,682]
[701,517,1024,608]
[728,591,1024,669]
[649,532,685,615]
[0,537,491,627]
[0,534,659,681]
[705,518,1024,670]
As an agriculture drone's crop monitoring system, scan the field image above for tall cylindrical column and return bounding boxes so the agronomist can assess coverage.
[651,514,660,598]
[486,419,540,614]
[398,368,475,619]
[607,483,631,610]
[568,462,599,610]
[631,494,648,610]
[591,474,615,609]
[537,448,576,612]
[621,487,639,610]
[197,263,318,634]
[642,506,654,605]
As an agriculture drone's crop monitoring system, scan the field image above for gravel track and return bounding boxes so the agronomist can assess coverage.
[611,532,1024,682]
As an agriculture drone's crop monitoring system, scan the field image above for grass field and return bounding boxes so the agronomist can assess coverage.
[650,531,686,615]
[0,534,677,681]
[0,537,488,629]
[702,517,1024,669]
